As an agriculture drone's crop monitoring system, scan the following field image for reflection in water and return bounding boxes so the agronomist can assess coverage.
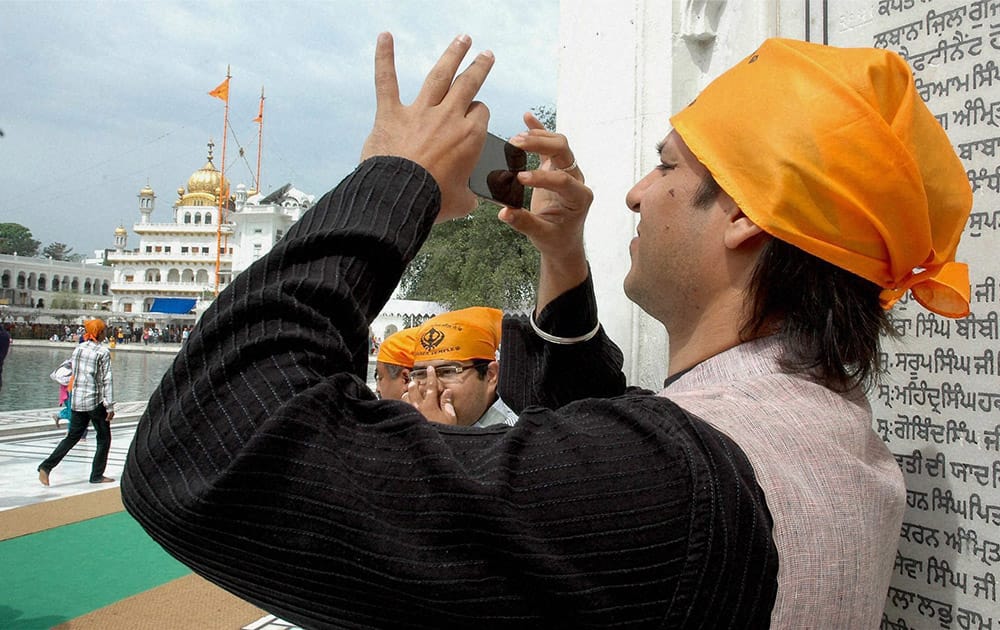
[0,345,177,412]
[0,345,379,412]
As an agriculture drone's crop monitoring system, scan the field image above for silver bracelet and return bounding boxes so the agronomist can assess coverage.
[529,311,601,345]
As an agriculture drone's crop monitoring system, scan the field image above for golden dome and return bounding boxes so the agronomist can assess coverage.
[140,183,154,196]
[186,140,228,198]
[114,225,127,236]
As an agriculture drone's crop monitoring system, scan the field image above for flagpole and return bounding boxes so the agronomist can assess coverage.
[213,65,231,296]
[255,86,264,194]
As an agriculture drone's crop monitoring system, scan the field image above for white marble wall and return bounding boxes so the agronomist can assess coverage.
[558,0,806,388]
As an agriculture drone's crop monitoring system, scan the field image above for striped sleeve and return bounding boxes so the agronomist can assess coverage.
[122,156,778,629]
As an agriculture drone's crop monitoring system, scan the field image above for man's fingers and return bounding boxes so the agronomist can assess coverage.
[440,390,457,421]
[446,50,495,110]
[422,366,441,404]
[372,32,400,111]
[520,169,591,203]
[415,34,472,106]
[510,132,578,175]
[498,206,546,238]
[523,111,544,130]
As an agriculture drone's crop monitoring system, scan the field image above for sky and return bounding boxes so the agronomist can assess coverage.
[0,0,559,258]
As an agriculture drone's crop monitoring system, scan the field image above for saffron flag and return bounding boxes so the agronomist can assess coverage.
[208,77,230,102]
[253,95,264,123]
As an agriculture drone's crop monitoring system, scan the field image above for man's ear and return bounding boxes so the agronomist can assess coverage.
[486,361,500,387]
[722,198,766,250]
[401,368,410,384]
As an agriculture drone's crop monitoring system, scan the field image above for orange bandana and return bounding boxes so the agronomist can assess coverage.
[412,307,502,363]
[377,327,419,368]
[83,318,106,342]
[670,38,973,318]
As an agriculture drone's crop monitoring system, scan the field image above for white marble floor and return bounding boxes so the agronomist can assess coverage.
[0,411,301,629]
[0,419,136,510]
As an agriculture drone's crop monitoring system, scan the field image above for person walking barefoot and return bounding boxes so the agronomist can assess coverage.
[38,318,116,486]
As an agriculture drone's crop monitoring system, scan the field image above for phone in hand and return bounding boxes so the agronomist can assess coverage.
[469,132,527,208]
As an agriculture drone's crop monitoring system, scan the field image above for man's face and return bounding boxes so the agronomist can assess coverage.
[623,130,726,328]
[375,362,409,400]
[411,359,498,427]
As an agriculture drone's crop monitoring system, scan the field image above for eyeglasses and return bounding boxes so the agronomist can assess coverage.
[409,361,488,383]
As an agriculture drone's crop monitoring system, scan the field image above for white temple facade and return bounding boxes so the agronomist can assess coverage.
[106,142,314,317]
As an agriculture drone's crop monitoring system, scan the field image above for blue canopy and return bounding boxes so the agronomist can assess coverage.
[149,298,197,314]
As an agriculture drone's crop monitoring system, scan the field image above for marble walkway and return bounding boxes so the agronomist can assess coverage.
[0,403,299,629]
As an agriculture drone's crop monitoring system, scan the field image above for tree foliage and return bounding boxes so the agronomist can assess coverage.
[399,105,555,310]
[43,242,74,261]
[399,201,540,309]
[0,223,40,257]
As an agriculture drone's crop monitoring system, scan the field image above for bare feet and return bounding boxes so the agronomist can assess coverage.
[90,476,115,484]
[51,413,61,428]
[38,468,50,486]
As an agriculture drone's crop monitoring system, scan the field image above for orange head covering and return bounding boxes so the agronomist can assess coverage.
[377,326,419,368]
[412,307,503,363]
[83,318,106,342]
[670,38,973,318]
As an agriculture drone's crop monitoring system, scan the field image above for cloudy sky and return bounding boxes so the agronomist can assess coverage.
[0,0,558,258]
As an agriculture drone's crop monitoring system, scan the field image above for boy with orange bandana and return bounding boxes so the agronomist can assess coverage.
[39,318,116,486]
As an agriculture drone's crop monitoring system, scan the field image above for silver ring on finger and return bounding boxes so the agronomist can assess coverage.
[556,158,578,173]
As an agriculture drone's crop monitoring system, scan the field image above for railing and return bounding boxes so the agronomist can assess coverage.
[110,281,214,293]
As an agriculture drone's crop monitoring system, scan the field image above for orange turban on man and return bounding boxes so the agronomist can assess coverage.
[670,38,973,318]
[377,327,419,368]
[412,307,503,363]
[83,318,106,343]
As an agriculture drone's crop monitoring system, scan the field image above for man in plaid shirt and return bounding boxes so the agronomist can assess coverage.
[38,318,116,485]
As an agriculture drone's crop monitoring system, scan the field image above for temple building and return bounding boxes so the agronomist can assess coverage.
[106,141,314,316]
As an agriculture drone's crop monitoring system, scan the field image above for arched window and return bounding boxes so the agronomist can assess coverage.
[70,277,79,292]
[50,277,60,291]
[38,275,47,291]
[144,269,161,282]
[101,281,109,296]
[84,279,93,294]
[195,269,209,284]
[184,212,192,224]
[17,272,26,289]
[1,271,10,289]
[205,212,213,225]
[194,213,202,224]
[181,269,194,282]
[167,269,180,282]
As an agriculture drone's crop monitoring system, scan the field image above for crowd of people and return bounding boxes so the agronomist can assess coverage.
[5,322,192,345]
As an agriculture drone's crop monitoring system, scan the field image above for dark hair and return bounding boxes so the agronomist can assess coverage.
[471,359,492,380]
[741,237,899,392]
[692,173,723,209]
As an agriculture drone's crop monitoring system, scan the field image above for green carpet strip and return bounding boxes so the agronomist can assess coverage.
[0,511,191,630]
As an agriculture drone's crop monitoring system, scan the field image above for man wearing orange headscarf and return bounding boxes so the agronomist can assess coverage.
[406,306,517,427]
[122,35,972,628]
[39,318,116,486]
[374,326,418,400]
[498,38,973,628]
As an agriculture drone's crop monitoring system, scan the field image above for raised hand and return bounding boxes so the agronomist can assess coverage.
[361,32,495,222]
[499,112,593,310]
[403,366,458,425]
